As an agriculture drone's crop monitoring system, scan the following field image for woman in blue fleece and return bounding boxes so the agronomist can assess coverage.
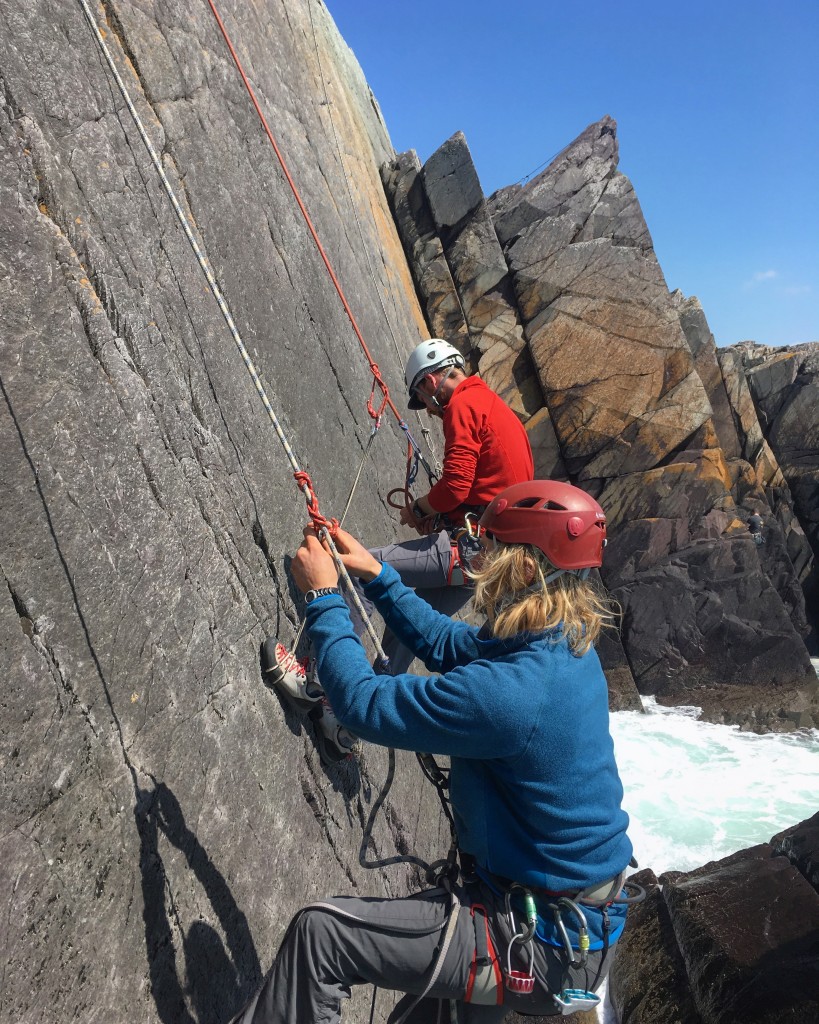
[231,481,633,1024]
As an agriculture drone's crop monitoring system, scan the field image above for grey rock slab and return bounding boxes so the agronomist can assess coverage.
[381,149,470,349]
[0,3,446,1021]
[421,129,484,232]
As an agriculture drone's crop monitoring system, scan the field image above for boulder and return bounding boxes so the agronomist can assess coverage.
[611,829,819,1024]
[771,811,819,892]
[608,870,703,1024]
[662,846,819,1023]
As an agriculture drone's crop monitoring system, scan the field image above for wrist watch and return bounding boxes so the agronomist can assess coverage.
[305,586,341,604]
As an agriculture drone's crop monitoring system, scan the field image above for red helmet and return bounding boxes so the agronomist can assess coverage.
[479,481,607,570]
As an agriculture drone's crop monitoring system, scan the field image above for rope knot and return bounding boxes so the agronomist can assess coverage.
[367,364,389,421]
[293,470,339,537]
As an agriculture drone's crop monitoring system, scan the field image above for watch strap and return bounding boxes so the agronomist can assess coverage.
[305,586,341,604]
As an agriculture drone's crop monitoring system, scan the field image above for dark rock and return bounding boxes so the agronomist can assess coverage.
[663,847,819,1022]
[613,830,819,1024]
[421,130,484,231]
[771,811,819,893]
[595,615,643,712]
[381,150,470,350]
[722,343,819,634]
[599,451,816,714]
[608,869,704,1024]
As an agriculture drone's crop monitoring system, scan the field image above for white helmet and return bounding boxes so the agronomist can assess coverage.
[404,339,466,409]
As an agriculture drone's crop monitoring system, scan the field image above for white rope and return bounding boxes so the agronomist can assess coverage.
[77,0,387,663]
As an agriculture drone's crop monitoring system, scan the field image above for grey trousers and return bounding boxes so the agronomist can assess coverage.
[228,882,613,1024]
[348,532,474,675]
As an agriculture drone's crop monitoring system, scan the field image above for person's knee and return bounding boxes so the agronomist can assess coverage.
[288,905,348,978]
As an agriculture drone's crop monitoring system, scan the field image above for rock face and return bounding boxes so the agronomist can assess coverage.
[610,814,819,1023]
[724,342,819,624]
[2,4,818,1023]
[386,117,817,727]
[0,3,442,1022]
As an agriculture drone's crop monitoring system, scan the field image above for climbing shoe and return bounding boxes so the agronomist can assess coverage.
[261,639,323,709]
[309,698,359,765]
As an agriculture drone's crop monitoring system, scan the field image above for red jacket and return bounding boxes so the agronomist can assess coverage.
[427,377,534,514]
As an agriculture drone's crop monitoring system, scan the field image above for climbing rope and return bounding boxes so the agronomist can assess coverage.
[304,0,443,479]
[77,0,387,664]
[204,0,439,489]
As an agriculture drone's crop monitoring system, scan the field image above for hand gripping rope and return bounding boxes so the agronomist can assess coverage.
[77,0,388,665]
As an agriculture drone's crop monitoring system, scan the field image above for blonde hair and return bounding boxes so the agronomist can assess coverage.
[469,542,616,654]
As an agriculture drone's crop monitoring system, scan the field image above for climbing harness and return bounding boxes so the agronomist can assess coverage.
[474,863,646,1012]
[77,0,392,666]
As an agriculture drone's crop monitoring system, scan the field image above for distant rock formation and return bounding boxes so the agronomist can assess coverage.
[722,342,819,621]
[609,812,819,1023]
[384,119,818,731]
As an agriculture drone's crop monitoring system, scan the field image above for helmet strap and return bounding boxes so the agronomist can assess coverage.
[545,567,591,584]
[427,365,456,410]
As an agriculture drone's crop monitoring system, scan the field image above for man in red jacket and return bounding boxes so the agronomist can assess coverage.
[400,338,534,534]
[265,339,534,761]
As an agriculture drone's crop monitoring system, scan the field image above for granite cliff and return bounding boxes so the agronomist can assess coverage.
[1,2,817,1023]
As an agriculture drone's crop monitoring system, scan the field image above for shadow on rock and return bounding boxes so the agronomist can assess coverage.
[136,781,262,1024]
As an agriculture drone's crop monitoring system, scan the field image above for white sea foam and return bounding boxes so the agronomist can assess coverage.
[610,696,819,875]
[597,689,819,1021]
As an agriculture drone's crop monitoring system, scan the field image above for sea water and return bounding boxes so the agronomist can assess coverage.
[596,657,819,1020]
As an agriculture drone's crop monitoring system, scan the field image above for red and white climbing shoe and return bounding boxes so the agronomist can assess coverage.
[261,639,323,709]
[309,698,359,765]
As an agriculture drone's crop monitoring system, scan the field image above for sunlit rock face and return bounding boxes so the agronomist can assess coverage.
[0,3,441,1022]
[388,117,816,721]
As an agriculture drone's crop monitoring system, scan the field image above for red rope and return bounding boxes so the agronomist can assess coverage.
[294,471,339,537]
[206,0,398,429]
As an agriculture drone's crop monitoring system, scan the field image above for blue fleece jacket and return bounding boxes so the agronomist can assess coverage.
[306,563,632,948]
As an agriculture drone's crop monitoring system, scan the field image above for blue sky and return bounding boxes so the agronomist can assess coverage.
[328,0,818,348]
